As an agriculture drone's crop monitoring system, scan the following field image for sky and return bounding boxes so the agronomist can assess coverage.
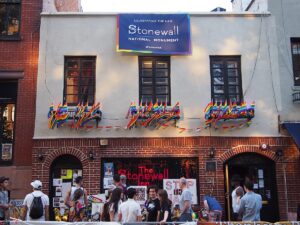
[81,0,233,12]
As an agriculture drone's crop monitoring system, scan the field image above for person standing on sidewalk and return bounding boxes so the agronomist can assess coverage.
[178,177,193,222]
[239,179,262,221]
[119,188,142,223]
[0,177,12,221]
[145,185,160,222]
[65,176,88,208]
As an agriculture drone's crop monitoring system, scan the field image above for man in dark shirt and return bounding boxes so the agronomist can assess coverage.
[145,186,160,222]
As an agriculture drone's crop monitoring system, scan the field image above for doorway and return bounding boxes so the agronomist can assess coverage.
[49,154,83,220]
[224,153,279,222]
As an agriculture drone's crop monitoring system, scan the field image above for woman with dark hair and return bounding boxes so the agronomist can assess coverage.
[158,189,172,224]
[109,188,122,221]
[68,188,86,222]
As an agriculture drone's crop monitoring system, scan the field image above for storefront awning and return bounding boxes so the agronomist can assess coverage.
[284,123,300,149]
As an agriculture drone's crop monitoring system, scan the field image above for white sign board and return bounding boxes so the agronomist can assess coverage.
[163,179,198,205]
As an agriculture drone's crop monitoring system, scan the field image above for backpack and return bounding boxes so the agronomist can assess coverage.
[29,194,44,219]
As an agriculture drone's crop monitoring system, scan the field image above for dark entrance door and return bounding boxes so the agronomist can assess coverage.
[49,154,83,220]
[225,153,279,222]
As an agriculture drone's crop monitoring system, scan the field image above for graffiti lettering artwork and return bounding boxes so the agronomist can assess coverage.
[126,101,180,129]
[48,103,102,129]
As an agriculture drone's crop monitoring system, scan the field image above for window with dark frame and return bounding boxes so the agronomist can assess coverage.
[0,81,17,165]
[291,38,300,86]
[210,56,243,104]
[63,56,96,106]
[0,0,21,38]
[139,56,171,105]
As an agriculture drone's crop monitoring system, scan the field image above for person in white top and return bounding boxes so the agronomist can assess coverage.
[231,181,244,221]
[22,180,49,221]
[119,188,142,223]
[65,176,88,207]
[109,187,122,221]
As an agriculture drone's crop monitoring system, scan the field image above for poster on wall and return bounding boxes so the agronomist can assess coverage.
[117,14,191,55]
[104,163,114,177]
[1,143,12,160]
[61,169,72,180]
[163,179,198,205]
[103,177,114,189]
[128,186,147,205]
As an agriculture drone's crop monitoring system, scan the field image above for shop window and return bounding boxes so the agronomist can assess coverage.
[63,56,96,106]
[0,81,17,165]
[101,158,198,189]
[210,56,243,104]
[291,38,300,86]
[139,56,171,105]
[0,0,21,39]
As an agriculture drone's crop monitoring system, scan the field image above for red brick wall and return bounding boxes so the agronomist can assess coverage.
[32,136,300,220]
[0,0,42,166]
[0,0,42,198]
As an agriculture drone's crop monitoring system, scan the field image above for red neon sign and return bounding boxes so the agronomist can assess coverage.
[118,166,169,186]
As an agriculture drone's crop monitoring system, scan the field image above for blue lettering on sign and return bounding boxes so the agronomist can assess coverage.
[117,14,191,55]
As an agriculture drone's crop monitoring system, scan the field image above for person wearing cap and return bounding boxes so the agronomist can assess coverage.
[0,177,12,221]
[64,176,88,208]
[22,180,49,221]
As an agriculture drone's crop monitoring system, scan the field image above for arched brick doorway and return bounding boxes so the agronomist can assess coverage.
[49,154,83,220]
[224,152,279,222]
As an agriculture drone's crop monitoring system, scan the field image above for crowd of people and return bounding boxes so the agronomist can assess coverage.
[0,175,265,223]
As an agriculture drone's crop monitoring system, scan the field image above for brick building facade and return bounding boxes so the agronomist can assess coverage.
[32,136,300,221]
[0,0,42,199]
[29,0,300,222]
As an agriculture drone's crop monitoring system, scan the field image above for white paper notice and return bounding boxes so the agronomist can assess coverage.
[253,183,259,189]
[103,177,114,189]
[53,179,62,186]
[258,169,264,179]
[259,179,264,188]
[62,182,72,200]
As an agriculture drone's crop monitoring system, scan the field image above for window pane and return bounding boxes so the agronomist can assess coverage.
[141,95,152,103]
[67,60,79,69]
[67,70,79,78]
[228,69,238,77]
[142,61,152,68]
[155,69,168,77]
[213,94,225,103]
[142,77,152,85]
[155,77,168,85]
[0,4,7,35]
[157,95,169,103]
[292,44,298,54]
[156,86,168,95]
[142,69,153,77]
[227,61,238,68]
[7,4,19,35]
[213,77,224,85]
[228,77,239,85]
[228,86,240,94]
[212,68,223,77]
[66,77,78,86]
[156,61,168,68]
[141,86,153,95]
[80,77,94,86]
[66,86,78,94]
[64,57,95,105]
[229,95,240,103]
[66,95,78,104]
[214,85,224,94]
[212,62,223,68]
